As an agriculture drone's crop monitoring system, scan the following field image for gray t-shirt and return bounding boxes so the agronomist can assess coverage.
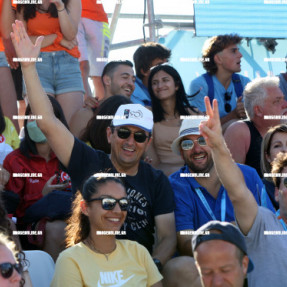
[243,207,287,286]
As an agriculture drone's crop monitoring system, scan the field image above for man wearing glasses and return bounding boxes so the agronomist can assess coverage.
[201,96,287,286]
[169,118,263,257]
[189,34,250,131]
[10,21,176,274]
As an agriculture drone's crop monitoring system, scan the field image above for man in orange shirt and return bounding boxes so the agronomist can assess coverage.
[78,0,111,105]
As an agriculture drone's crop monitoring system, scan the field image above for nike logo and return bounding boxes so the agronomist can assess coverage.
[97,275,134,287]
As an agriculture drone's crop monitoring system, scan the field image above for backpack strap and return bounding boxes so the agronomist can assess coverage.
[232,73,243,98]
[203,73,214,102]
[204,72,243,101]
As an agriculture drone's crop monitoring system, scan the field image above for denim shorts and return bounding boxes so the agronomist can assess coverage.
[23,51,85,95]
[0,52,9,67]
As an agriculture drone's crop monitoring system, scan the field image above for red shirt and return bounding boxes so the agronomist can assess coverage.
[81,0,108,23]
[4,149,71,218]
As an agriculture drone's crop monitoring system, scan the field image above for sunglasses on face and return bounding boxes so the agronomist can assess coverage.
[0,263,22,279]
[224,92,232,113]
[181,137,207,151]
[114,127,149,143]
[88,197,129,211]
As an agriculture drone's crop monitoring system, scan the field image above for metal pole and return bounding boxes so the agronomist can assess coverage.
[109,2,123,44]
[146,0,156,42]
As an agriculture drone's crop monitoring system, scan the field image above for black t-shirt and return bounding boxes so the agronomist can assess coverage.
[65,138,175,253]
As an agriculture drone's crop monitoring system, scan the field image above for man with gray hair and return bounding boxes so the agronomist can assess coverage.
[224,76,287,177]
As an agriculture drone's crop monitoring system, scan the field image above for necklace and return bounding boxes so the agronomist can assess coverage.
[84,237,117,261]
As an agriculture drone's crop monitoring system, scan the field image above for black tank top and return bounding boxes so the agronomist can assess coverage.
[244,120,262,177]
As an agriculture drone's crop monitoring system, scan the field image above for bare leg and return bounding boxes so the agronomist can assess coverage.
[162,256,202,287]
[80,60,93,99]
[92,76,105,101]
[44,220,66,262]
[0,67,19,132]
[56,92,84,127]
[69,107,94,138]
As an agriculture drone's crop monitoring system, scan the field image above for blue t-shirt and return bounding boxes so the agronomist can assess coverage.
[188,74,250,118]
[64,138,175,253]
[169,164,272,232]
[131,77,151,107]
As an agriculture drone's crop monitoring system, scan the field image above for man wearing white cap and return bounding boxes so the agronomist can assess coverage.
[10,22,176,273]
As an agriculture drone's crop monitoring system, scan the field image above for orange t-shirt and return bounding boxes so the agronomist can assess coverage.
[0,1,17,52]
[81,0,108,23]
[27,11,79,58]
[0,38,4,53]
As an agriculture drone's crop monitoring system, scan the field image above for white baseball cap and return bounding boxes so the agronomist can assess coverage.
[112,104,153,132]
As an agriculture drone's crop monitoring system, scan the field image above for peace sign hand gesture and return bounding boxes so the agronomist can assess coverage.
[199,96,225,150]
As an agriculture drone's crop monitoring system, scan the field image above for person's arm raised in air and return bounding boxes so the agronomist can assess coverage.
[199,96,258,235]
[10,20,74,168]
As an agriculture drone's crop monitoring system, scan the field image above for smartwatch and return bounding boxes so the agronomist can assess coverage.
[153,258,163,272]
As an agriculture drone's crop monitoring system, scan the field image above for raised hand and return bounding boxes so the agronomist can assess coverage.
[199,96,224,149]
[10,20,43,68]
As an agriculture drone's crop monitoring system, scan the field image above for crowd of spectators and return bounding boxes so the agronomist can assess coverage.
[1,1,287,287]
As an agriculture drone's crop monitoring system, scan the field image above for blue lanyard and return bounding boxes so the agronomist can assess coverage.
[195,188,226,221]
[276,210,287,231]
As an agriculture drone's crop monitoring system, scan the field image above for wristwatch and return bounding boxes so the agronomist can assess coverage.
[153,258,163,272]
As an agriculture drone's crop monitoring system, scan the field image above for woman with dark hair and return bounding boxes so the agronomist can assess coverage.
[51,174,162,287]
[261,124,287,210]
[3,95,71,261]
[146,64,200,176]
[0,104,20,165]
[80,95,132,154]
[16,0,84,125]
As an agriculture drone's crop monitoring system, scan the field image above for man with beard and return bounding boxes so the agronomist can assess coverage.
[169,118,263,257]
[70,60,136,137]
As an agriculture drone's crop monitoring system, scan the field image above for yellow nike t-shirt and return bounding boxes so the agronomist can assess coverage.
[51,240,162,287]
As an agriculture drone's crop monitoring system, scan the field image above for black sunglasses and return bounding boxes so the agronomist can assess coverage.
[283,178,287,188]
[0,263,22,279]
[113,127,149,143]
[88,197,129,211]
[224,92,232,113]
[181,137,207,151]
